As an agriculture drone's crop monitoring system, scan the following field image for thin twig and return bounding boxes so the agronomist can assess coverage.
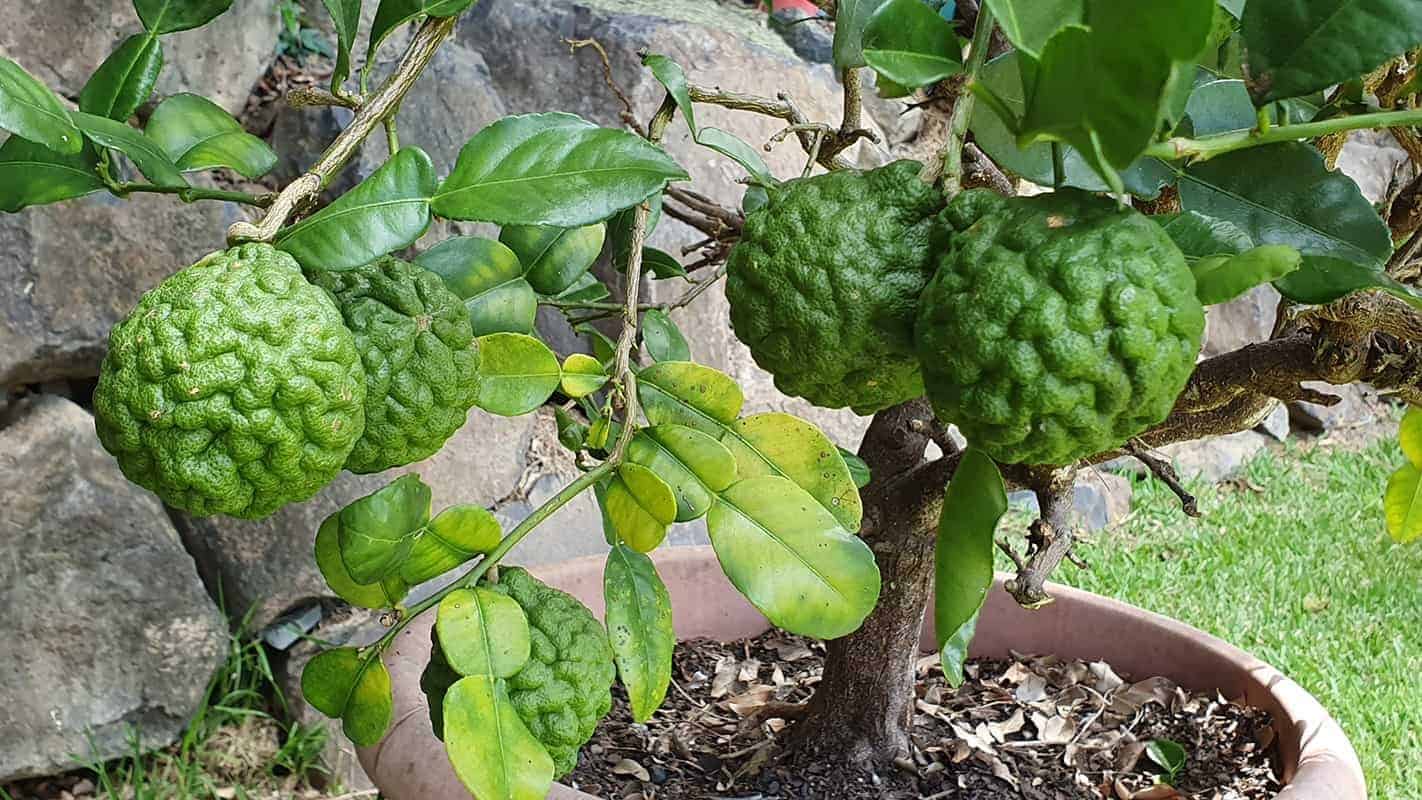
[1125,440,1200,517]
[936,2,996,193]
[565,37,643,134]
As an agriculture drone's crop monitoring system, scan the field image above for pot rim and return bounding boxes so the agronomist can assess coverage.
[361,545,1365,800]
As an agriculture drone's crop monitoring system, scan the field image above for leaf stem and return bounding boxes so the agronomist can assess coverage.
[937,2,996,196]
[1145,108,1422,162]
[113,182,275,207]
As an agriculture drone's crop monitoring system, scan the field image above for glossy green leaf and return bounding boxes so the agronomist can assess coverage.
[277,146,435,271]
[557,272,611,304]
[637,361,745,435]
[433,112,689,227]
[437,588,531,678]
[606,198,663,273]
[555,406,589,451]
[474,332,561,416]
[862,0,963,90]
[338,474,432,584]
[301,647,393,747]
[79,33,163,121]
[641,247,687,280]
[604,462,678,552]
[145,93,277,177]
[1157,210,1254,258]
[697,127,775,186]
[708,476,880,639]
[833,0,891,70]
[604,546,674,723]
[70,111,186,187]
[1192,244,1301,305]
[627,425,738,522]
[1021,1,1215,174]
[1146,739,1188,782]
[421,631,461,740]
[642,309,690,363]
[643,53,696,135]
[934,448,1007,684]
[416,236,535,335]
[134,0,234,33]
[499,223,606,296]
[939,609,978,689]
[316,512,408,608]
[322,0,361,88]
[983,0,1083,57]
[560,353,608,398]
[1184,78,1255,135]
[0,136,102,212]
[0,56,82,154]
[401,504,502,584]
[1176,143,1400,305]
[443,675,554,800]
[1400,406,1422,467]
[1242,0,1422,103]
[838,447,872,489]
[720,412,864,532]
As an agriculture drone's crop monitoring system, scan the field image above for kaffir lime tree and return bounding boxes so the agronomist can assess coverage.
[5,0,1422,795]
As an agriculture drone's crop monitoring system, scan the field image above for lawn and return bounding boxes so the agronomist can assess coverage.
[1038,437,1422,799]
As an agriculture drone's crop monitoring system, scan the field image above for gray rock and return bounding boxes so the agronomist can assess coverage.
[0,395,226,781]
[1336,129,1413,205]
[0,0,277,115]
[1202,284,1279,358]
[174,408,542,630]
[1288,382,1384,432]
[0,192,243,387]
[267,103,355,187]
[1162,429,1270,482]
[769,9,833,64]
[1007,472,1132,531]
[1256,399,1290,441]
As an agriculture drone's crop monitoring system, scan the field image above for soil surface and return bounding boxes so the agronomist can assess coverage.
[566,630,1282,799]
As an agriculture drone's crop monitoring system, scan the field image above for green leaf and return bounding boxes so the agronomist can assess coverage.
[277,146,435,271]
[697,127,775,186]
[1400,406,1422,467]
[1020,1,1215,173]
[862,0,963,90]
[708,475,880,639]
[1385,462,1422,544]
[301,647,393,747]
[720,412,864,532]
[366,0,476,69]
[401,504,502,584]
[1184,78,1255,135]
[145,93,277,178]
[838,447,872,489]
[606,196,662,271]
[1176,143,1398,305]
[338,474,432,584]
[643,53,696,135]
[1192,244,1301,304]
[1242,0,1422,103]
[627,425,738,522]
[833,0,891,70]
[560,353,608,398]
[604,462,678,552]
[641,247,687,280]
[134,0,234,33]
[437,587,531,678]
[0,137,103,212]
[939,609,978,689]
[642,309,690,363]
[499,223,606,296]
[416,236,536,335]
[70,111,186,187]
[604,546,675,723]
[555,406,589,451]
[474,332,562,416]
[983,0,1083,57]
[1157,210,1254,258]
[934,448,1007,685]
[443,675,554,800]
[79,33,163,122]
[637,361,745,434]
[557,272,611,304]
[0,56,82,154]
[322,0,361,88]
[1146,738,1188,782]
[433,112,689,227]
[316,512,408,608]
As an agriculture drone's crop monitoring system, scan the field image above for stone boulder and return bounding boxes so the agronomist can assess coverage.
[0,395,226,781]
[0,192,242,388]
[1202,284,1278,359]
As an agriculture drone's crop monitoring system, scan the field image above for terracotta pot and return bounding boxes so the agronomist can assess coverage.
[358,546,1364,800]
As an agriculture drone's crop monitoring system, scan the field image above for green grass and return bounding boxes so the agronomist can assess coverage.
[1032,439,1422,799]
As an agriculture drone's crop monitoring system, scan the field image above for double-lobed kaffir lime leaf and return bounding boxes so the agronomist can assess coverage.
[500,223,606,296]
[146,93,277,178]
[338,474,431,585]
[475,332,562,416]
[417,236,537,335]
[603,463,678,552]
[401,504,502,585]
[302,647,394,747]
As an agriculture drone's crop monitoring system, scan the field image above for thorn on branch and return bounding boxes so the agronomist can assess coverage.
[1124,439,1200,517]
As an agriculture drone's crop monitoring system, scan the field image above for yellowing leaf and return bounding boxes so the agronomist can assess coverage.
[1399,406,1422,467]
[560,353,608,398]
[1385,463,1422,544]
[604,462,677,552]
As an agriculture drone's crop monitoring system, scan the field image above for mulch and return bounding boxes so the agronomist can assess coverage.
[566,630,1282,799]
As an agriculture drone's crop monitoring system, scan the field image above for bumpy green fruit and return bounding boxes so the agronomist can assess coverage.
[725,160,944,414]
[307,256,480,473]
[94,243,366,519]
[916,189,1205,465]
[490,567,615,777]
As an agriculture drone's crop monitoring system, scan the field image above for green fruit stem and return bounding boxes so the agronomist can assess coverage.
[937,3,997,196]
[1144,107,1422,163]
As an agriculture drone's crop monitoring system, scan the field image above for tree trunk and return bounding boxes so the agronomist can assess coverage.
[789,401,943,766]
